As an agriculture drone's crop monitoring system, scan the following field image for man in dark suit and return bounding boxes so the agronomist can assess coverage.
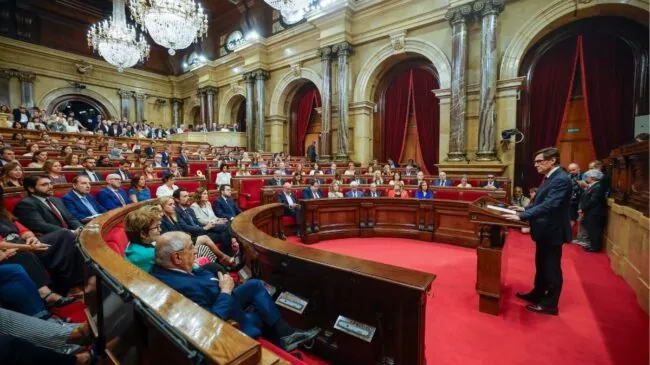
[213,184,241,220]
[12,104,30,124]
[277,183,302,234]
[62,175,107,223]
[79,157,103,182]
[161,145,171,166]
[97,174,131,210]
[152,153,166,168]
[114,159,133,181]
[0,147,16,167]
[151,231,320,349]
[306,141,317,163]
[505,147,572,315]
[432,171,453,187]
[173,188,237,256]
[176,149,189,176]
[302,180,323,199]
[108,123,122,137]
[480,174,500,189]
[145,142,156,158]
[349,173,365,185]
[366,183,382,198]
[579,169,608,252]
[345,181,364,198]
[268,171,285,186]
[14,175,82,235]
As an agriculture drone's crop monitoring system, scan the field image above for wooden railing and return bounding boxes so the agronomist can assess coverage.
[606,140,649,215]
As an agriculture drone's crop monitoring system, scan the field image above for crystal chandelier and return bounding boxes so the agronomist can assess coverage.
[87,0,150,72]
[128,0,208,56]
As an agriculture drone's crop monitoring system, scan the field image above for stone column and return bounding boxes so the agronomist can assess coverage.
[474,0,504,161]
[243,73,256,151]
[0,69,12,107]
[118,90,133,121]
[254,70,269,152]
[19,72,35,108]
[197,88,207,126]
[134,92,147,123]
[333,41,352,160]
[445,5,471,161]
[205,87,217,126]
[170,98,183,127]
[318,46,333,161]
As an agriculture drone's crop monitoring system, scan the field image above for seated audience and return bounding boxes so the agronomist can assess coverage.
[367,183,382,197]
[344,162,356,175]
[302,180,324,199]
[156,173,178,198]
[309,163,324,176]
[268,170,285,186]
[164,162,183,178]
[433,171,452,187]
[14,176,82,235]
[345,181,364,198]
[114,159,133,180]
[213,184,241,221]
[124,205,163,272]
[412,171,426,186]
[131,155,148,169]
[278,183,302,233]
[349,173,365,185]
[152,153,166,168]
[79,157,102,182]
[28,151,48,168]
[367,165,374,175]
[150,231,320,349]
[415,181,433,199]
[529,187,538,204]
[275,161,289,175]
[457,175,472,188]
[372,170,384,185]
[327,162,338,175]
[0,162,23,187]
[97,155,113,168]
[389,172,404,186]
[62,175,107,223]
[512,186,530,208]
[579,169,608,253]
[403,164,415,177]
[388,184,409,198]
[387,158,398,169]
[238,163,251,176]
[128,175,151,203]
[43,160,67,184]
[22,143,39,157]
[481,174,500,189]
[97,174,131,210]
[60,145,73,157]
[328,182,343,198]
[63,154,82,168]
[190,187,221,225]
[216,164,232,188]
[291,172,305,185]
[143,162,158,180]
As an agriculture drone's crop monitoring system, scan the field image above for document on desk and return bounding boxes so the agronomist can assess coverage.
[486,205,518,215]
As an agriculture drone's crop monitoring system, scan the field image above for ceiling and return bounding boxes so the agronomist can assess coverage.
[1,0,273,75]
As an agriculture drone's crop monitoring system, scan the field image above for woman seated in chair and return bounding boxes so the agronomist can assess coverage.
[388,183,409,198]
[43,160,67,184]
[372,170,384,185]
[328,182,344,198]
[63,154,82,168]
[456,175,472,188]
[142,162,158,180]
[128,175,152,203]
[0,162,23,188]
[389,171,403,186]
[415,181,433,199]
[27,151,47,169]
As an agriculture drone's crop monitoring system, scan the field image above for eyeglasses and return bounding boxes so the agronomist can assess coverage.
[148,224,161,232]
[533,159,546,165]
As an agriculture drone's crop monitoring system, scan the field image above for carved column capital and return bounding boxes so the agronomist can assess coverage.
[197,88,207,96]
[18,72,36,83]
[118,89,134,99]
[0,69,13,80]
[170,98,183,105]
[333,41,353,57]
[472,0,504,17]
[243,72,256,83]
[445,4,473,25]
[318,46,333,61]
[134,92,147,101]
[254,70,270,81]
[204,86,218,96]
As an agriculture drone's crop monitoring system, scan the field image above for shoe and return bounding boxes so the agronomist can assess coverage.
[572,240,589,247]
[279,327,321,352]
[583,246,601,252]
[526,304,559,316]
[515,292,540,304]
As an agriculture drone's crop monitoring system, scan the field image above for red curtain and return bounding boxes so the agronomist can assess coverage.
[527,36,580,186]
[384,69,413,163]
[411,68,440,174]
[295,88,322,156]
[581,34,635,159]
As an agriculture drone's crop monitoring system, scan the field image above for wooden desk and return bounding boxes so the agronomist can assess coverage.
[231,203,435,365]
[169,131,247,147]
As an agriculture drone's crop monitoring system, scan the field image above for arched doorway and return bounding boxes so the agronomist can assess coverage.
[373,58,440,173]
[189,106,201,126]
[47,94,111,129]
[225,94,247,132]
[289,81,321,156]
[515,16,649,189]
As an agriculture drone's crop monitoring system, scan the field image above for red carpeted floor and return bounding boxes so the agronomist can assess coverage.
[287,230,649,365]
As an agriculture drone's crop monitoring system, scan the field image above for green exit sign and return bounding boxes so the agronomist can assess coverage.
[567,128,580,133]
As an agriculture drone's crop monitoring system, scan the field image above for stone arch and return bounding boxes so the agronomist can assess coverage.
[269,66,323,117]
[39,87,118,119]
[500,0,648,79]
[353,37,451,103]
[182,96,201,124]
[219,86,247,125]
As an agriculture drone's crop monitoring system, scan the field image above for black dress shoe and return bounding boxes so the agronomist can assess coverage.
[515,292,540,304]
[279,327,321,352]
[583,246,601,252]
[526,304,559,316]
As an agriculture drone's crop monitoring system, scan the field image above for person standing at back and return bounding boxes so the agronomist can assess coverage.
[504,147,572,316]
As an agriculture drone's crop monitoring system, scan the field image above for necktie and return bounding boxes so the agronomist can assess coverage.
[224,198,233,215]
[81,196,98,215]
[46,199,68,228]
[114,190,126,206]
[441,180,445,186]
[314,192,319,199]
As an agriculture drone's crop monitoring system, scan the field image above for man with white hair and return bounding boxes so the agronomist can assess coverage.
[153,153,165,168]
[433,171,452,187]
[345,181,363,197]
[151,232,320,350]
[268,170,285,186]
[578,169,608,252]
[278,183,302,235]
[97,174,131,210]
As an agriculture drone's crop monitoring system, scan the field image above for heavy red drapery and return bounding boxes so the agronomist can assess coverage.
[527,36,580,186]
[411,68,440,174]
[581,34,635,159]
[383,69,412,163]
[295,88,322,156]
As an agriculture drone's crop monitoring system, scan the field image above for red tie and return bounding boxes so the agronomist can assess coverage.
[46,198,68,228]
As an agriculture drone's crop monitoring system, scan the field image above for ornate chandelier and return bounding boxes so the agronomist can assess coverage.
[87,0,150,72]
[128,0,208,56]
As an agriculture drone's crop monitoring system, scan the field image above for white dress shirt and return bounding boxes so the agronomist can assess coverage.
[216,172,232,186]
[156,184,178,197]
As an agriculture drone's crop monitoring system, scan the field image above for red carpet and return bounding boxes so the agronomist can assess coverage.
[288,230,649,365]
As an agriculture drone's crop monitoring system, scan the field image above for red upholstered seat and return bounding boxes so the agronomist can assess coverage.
[62,170,80,182]
[258,338,309,365]
[104,223,128,256]
[460,190,488,202]
[4,195,23,215]
[187,161,210,176]
[53,189,66,198]
[282,216,297,226]
[176,180,202,193]
[238,179,266,209]
[207,169,219,190]
[148,182,162,197]
[434,189,460,200]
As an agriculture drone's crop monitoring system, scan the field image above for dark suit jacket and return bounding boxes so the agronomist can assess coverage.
[520,168,572,246]
[96,124,110,134]
[161,151,170,165]
[14,195,82,234]
[345,190,364,198]
[145,147,156,158]
[12,109,30,123]
[480,181,501,189]
[366,191,383,198]
[160,215,182,234]
[174,206,205,236]
[302,188,323,199]
[277,192,298,215]
[267,178,285,186]
[114,169,133,180]
[108,126,122,137]
[349,178,365,185]
[79,170,103,182]
[62,191,107,222]
[176,155,188,170]
[579,182,608,218]
[96,187,131,211]
[432,179,453,187]
[306,144,317,161]
[213,197,241,220]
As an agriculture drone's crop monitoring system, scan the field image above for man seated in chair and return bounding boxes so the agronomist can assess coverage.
[213,184,241,221]
[97,174,131,210]
[345,181,364,198]
[278,183,302,235]
[151,232,320,350]
[366,183,382,198]
[302,180,323,199]
[268,170,285,186]
[62,175,107,223]
[480,174,500,190]
[432,171,453,187]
